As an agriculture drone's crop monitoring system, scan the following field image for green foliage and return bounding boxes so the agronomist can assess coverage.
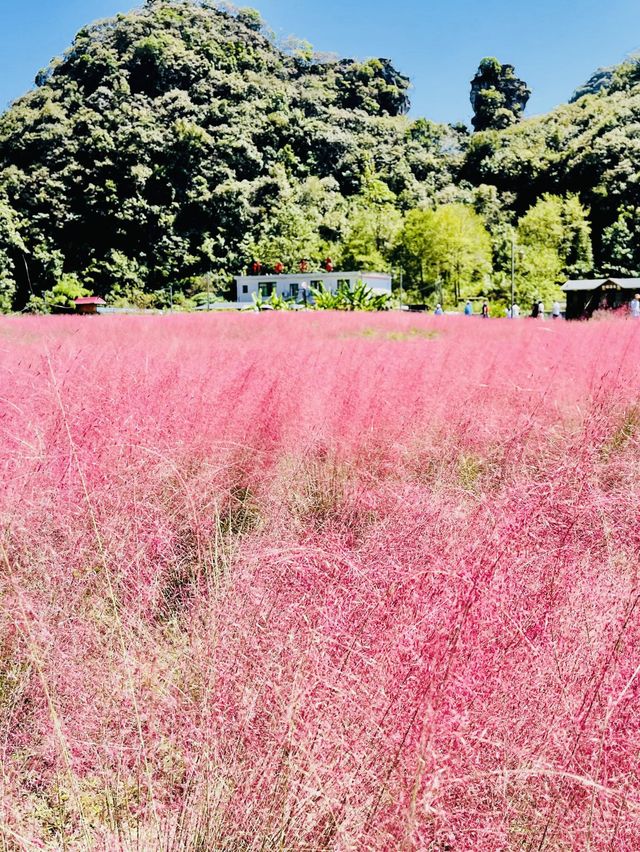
[49,275,91,307]
[236,8,263,32]
[246,174,341,271]
[0,2,638,312]
[308,283,341,310]
[570,67,615,103]
[25,274,90,314]
[462,80,640,274]
[310,281,391,311]
[335,58,411,116]
[337,174,403,271]
[279,36,314,63]
[601,207,640,276]
[252,290,293,311]
[608,55,640,94]
[516,194,593,303]
[0,194,25,311]
[0,1,455,312]
[400,204,492,305]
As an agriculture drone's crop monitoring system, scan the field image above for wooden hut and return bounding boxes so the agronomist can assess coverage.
[73,296,106,315]
[562,278,640,319]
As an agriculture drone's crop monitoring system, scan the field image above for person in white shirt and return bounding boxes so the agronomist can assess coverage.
[552,301,561,319]
[512,303,520,318]
[537,300,545,320]
[631,294,640,318]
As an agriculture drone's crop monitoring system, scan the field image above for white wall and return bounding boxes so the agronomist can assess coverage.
[234,272,392,303]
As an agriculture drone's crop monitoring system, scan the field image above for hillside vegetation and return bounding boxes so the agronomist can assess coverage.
[0,0,639,310]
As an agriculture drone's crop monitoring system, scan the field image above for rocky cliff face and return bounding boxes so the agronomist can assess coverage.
[570,67,615,103]
[470,57,531,131]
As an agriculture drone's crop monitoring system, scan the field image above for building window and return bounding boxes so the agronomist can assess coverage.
[290,283,299,298]
[242,285,248,294]
[259,282,275,297]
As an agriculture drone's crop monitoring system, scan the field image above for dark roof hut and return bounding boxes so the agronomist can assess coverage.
[73,296,106,315]
[562,278,640,319]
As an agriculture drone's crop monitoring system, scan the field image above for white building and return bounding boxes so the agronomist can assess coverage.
[233,271,392,304]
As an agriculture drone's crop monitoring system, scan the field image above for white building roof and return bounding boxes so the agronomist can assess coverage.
[562,279,605,292]
[234,270,391,282]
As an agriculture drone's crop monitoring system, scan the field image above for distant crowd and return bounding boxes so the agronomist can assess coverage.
[432,294,640,318]
[432,299,562,319]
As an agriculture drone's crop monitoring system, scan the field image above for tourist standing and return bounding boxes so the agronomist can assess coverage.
[552,301,561,319]
[631,294,640,318]
[537,300,545,320]
[464,300,473,316]
[434,303,444,316]
[512,303,520,318]
[481,301,489,319]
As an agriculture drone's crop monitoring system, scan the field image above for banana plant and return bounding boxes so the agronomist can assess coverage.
[267,292,294,311]
[251,291,294,311]
[309,283,343,310]
[310,280,391,311]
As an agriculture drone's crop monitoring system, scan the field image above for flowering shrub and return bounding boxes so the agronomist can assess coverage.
[1,312,640,848]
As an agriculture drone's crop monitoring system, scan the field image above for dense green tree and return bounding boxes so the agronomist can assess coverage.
[246,173,343,269]
[0,0,457,310]
[0,195,26,311]
[400,204,492,304]
[606,55,640,95]
[601,207,640,276]
[463,77,640,273]
[236,7,264,32]
[26,274,91,313]
[515,194,593,304]
[337,174,403,271]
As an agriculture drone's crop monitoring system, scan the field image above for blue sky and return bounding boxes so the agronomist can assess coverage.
[1,0,640,123]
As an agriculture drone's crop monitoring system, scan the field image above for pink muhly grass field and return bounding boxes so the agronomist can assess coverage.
[1,312,640,849]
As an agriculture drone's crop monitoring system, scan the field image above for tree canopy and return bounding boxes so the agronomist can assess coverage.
[0,1,639,311]
[400,205,492,302]
[515,194,593,304]
[0,0,453,309]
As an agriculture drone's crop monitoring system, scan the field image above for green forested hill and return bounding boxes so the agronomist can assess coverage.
[464,80,640,272]
[1,0,639,311]
[0,0,458,309]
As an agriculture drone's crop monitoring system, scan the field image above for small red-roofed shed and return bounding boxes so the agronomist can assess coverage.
[74,296,106,315]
